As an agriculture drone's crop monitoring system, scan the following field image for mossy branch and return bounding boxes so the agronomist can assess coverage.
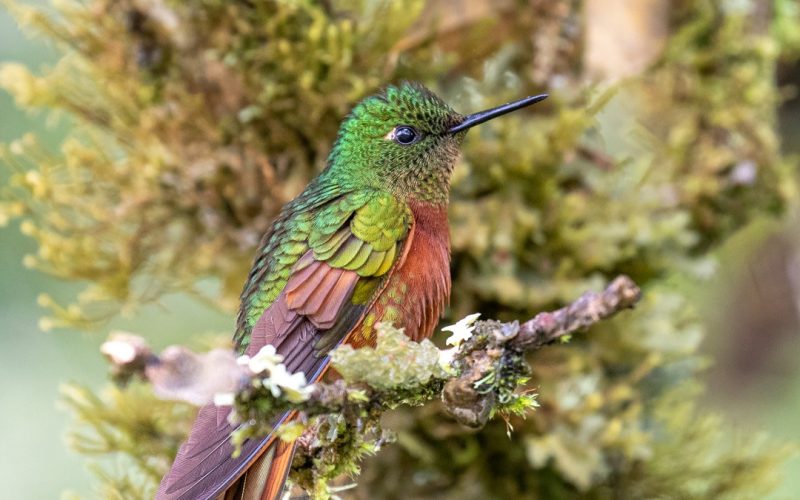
[101,276,640,494]
[441,275,641,427]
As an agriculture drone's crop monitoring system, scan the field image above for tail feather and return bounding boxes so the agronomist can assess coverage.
[219,438,297,500]
[221,445,275,500]
[259,440,298,500]
[161,278,362,499]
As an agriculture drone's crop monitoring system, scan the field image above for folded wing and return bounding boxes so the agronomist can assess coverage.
[157,191,413,500]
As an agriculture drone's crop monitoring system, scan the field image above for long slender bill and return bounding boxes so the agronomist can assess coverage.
[449,94,549,133]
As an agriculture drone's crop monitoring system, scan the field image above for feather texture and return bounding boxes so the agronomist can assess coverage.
[257,440,297,500]
[159,191,417,500]
[159,81,472,500]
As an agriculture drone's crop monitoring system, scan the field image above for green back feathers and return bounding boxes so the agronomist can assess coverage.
[311,192,410,276]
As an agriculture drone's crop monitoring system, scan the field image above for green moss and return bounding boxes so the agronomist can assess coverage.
[331,323,447,390]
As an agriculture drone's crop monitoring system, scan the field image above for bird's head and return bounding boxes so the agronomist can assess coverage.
[327,82,547,203]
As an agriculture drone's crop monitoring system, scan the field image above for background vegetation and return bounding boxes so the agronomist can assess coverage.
[1,0,799,498]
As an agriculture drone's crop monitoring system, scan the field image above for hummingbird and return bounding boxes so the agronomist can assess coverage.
[157,82,547,500]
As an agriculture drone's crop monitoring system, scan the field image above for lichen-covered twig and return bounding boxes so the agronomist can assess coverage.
[441,275,641,427]
[100,275,640,492]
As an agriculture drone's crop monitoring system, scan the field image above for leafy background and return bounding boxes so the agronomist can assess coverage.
[1,0,799,498]
[0,4,234,495]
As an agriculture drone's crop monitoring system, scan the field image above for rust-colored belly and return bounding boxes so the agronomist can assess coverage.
[349,201,451,347]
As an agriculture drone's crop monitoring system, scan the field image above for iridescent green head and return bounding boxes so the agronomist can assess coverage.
[326,82,547,203]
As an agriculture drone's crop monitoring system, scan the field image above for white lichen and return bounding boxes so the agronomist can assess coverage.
[240,344,285,374]
[443,313,481,347]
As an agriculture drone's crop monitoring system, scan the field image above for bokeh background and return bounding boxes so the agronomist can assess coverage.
[0,4,233,496]
[1,0,799,498]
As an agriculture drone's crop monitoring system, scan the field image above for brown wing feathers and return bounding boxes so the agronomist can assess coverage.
[160,193,417,500]
[285,252,360,330]
[158,405,290,500]
[157,253,363,500]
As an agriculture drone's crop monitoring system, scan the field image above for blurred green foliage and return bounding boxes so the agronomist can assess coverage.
[60,384,195,499]
[1,0,799,498]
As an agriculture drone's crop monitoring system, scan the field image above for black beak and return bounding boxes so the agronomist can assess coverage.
[448,94,549,134]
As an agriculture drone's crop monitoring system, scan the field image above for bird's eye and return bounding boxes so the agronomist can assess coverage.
[392,126,421,145]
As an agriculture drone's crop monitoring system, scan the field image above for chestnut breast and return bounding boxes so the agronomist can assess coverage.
[349,201,451,346]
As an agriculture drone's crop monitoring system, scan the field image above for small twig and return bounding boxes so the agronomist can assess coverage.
[515,274,641,349]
